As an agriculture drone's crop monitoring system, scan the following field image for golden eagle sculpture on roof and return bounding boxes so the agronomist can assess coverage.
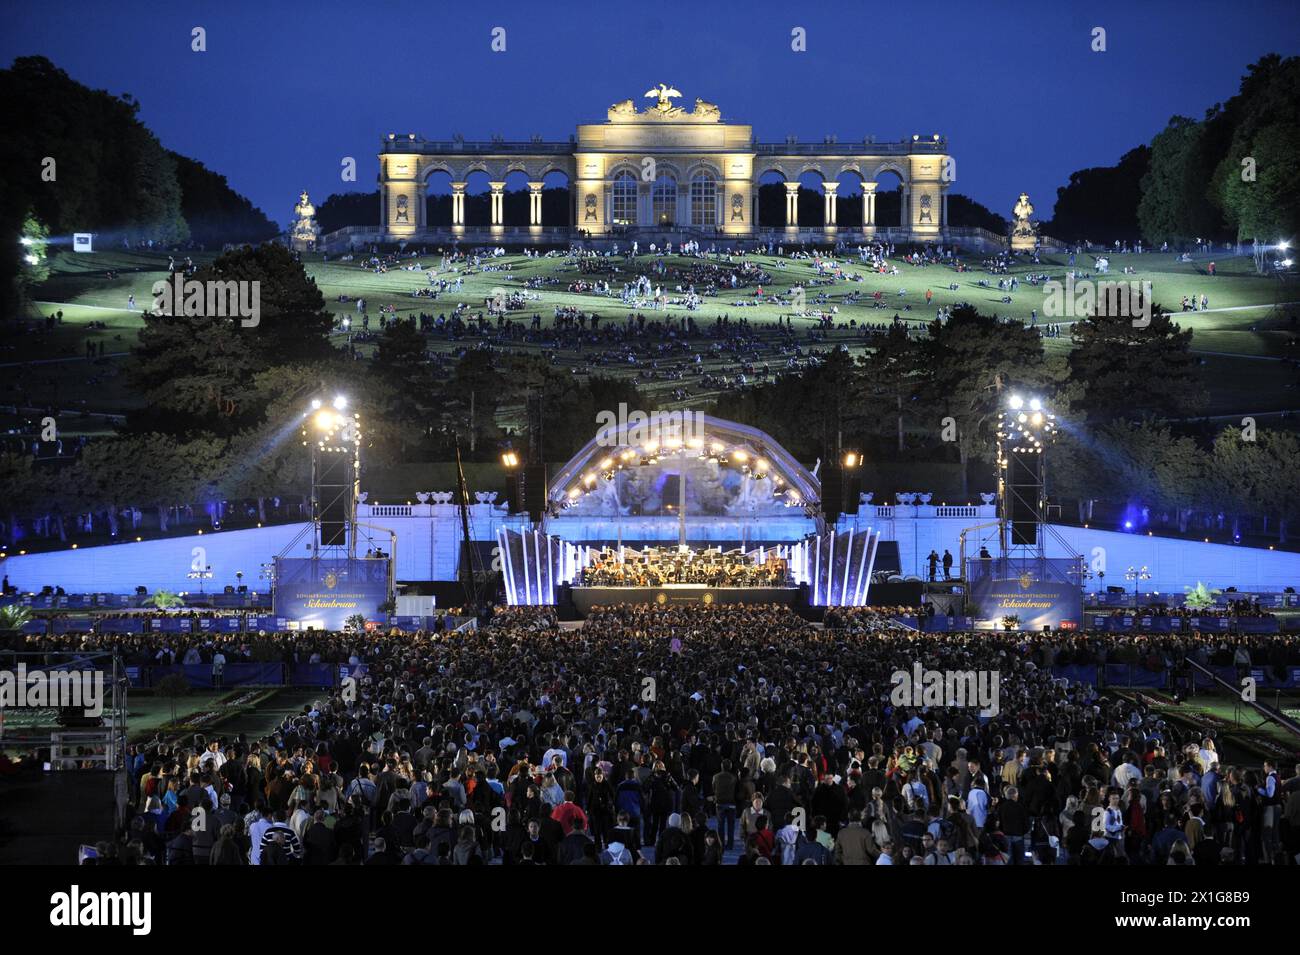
[644,83,683,112]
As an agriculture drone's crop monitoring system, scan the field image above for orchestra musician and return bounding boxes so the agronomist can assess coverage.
[578,546,791,588]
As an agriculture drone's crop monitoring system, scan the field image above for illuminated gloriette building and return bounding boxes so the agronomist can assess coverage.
[375,86,953,245]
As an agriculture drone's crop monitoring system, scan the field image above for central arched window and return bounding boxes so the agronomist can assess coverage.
[611,172,638,226]
[690,174,717,227]
[652,174,677,226]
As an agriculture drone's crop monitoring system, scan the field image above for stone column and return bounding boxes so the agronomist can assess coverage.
[823,182,838,231]
[638,181,652,227]
[861,182,877,234]
[488,182,506,227]
[414,181,427,232]
[941,185,949,234]
[528,182,545,227]
[784,181,801,229]
[451,182,467,228]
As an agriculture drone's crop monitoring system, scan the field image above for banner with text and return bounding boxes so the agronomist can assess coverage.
[272,557,389,630]
[970,575,1083,630]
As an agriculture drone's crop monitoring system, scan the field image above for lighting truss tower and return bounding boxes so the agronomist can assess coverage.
[302,396,362,558]
[995,394,1056,559]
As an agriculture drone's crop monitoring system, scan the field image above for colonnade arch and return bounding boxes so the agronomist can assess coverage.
[376,92,951,242]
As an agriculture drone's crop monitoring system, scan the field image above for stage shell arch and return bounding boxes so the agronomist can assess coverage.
[548,413,820,518]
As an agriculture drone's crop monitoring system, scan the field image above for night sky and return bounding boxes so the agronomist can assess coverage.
[6,0,1299,228]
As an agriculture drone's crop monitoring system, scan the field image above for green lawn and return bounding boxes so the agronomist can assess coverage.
[8,246,1297,433]
[1138,690,1300,764]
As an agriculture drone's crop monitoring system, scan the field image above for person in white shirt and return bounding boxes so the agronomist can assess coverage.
[1198,738,1218,773]
[1104,793,1126,844]
[875,841,894,865]
[248,807,274,864]
[966,783,990,832]
[198,741,225,772]
[1112,755,1142,789]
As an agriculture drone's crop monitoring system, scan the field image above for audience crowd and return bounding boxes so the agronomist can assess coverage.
[28,602,1296,866]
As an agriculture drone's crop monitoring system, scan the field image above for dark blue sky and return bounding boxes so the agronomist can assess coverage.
[7,0,1299,228]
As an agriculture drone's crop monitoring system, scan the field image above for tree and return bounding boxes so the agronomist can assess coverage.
[0,605,32,649]
[1218,123,1300,245]
[945,194,1008,234]
[316,190,380,234]
[1067,301,1205,425]
[441,350,508,454]
[373,320,436,456]
[1207,426,1266,541]
[1138,117,1223,243]
[921,306,1052,498]
[171,152,279,246]
[0,452,39,546]
[856,323,923,453]
[1208,55,1300,246]
[1256,429,1300,542]
[17,211,50,290]
[1049,146,1150,243]
[145,590,184,609]
[155,672,191,725]
[128,243,336,436]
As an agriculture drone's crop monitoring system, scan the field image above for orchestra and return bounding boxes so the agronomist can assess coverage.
[576,546,791,588]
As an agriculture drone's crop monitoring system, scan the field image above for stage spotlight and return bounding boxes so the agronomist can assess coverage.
[311,399,322,410]
[314,409,339,431]
[1029,398,1042,411]
[333,395,348,410]
[1008,395,1024,410]
[1124,521,1133,530]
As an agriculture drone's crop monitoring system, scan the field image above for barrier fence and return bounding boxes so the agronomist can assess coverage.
[118,662,338,689]
[1083,614,1279,634]
[1048,663,1300,690]
[17,613,465,637]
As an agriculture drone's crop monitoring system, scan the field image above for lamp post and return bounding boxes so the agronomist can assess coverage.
[1125,565,1151,609]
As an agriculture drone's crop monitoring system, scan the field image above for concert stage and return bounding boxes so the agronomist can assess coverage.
[569,584,800,615]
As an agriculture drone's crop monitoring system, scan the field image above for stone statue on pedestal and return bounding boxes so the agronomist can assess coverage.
[1010,192,1038,251]
[290,190,321,252]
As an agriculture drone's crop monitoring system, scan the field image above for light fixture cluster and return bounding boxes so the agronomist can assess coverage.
[557,435,801,509]
[302,396,360,453]
[997,394,1056,454]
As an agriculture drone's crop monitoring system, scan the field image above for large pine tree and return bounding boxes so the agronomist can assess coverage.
[1067,303,1205,424]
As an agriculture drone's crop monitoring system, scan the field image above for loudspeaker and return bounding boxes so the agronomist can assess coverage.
[521,464,549,521]
[1006,450,1041,546]
[820,465,843,521]
[842,472,861,515]
[317,454,349,546]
